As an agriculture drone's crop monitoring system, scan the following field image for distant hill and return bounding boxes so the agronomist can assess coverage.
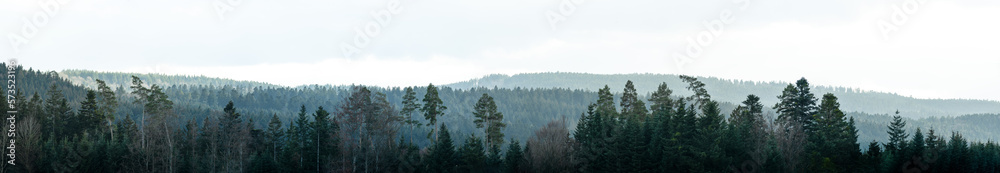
[446,73,1000,118]
[60,69,283,91]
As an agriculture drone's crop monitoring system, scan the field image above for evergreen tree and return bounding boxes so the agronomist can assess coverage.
[696,100,725,172]
[574,86,618,172]
[422,84,448,140]
[648,82,674,116]
[95,79,119,140]
[282,105,310,172]
[774,78,818,129]
[400,86,422,143]
[595,85,617,117]
[504,140,525,173]
[723,95,767,173]
[310,106,336,172]
[265,114,283,166]
[884,111,909,173]
[866,141,882,172]
[473,93,507,152]
[679,75,711,108]
[77,90,102,133]
[645,82,675,172]
[885,111,908,154]
[620,80,648,121]
[666,99,700,172]
[459,135,486,172]
[426,124,456,173]
[944,132,968,173]
[43,84,72,139]
[902,128,926,173]
[810,93,860,172]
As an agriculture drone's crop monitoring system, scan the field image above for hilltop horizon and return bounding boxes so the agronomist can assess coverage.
[58,69,1000,103]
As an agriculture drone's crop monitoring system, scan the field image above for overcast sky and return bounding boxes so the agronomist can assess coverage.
[1,0,998,101]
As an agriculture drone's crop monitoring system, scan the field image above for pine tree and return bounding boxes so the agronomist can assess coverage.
[620,80,648,121]
[595,85,617,117]
[645,82,675,172]
[670,99,701,172]
[282,105,310,172]
[473,93,506,152]
[884,111,909,173]
[400,86,422,143]
[679,75,711,108]
[504,140,525,173]
[574,86,618,172]
[885,111,908,154]
[924,128,944,173]
[944,132,968,173]
[696,100,725,171]
[427,124,456,173]
[311,106,336,172]
[459,135,486,172]
[774,78,817,130]
[723,95,768,173]
[78,90,102,133]
[811,93,860,172]
[43,84,72,139]
[422,84,448,140]
[265,114,283,165]
[905,128,926,172]
[95,79,119,140]
[648,82,674,116]
[866,141,882,171]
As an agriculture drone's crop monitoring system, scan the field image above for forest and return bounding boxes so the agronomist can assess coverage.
[54,69,1000,148]
[3,64,1000,172]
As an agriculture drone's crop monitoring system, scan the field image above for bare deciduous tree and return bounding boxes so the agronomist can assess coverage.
[774,116,807,173]
[527,117,575,173]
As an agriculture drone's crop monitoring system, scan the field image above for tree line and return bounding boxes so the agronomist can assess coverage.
[4,75,999,172]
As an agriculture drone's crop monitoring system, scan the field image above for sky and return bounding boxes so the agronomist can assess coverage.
[1,0,998,101]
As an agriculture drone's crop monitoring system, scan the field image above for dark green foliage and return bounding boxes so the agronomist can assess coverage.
[445,73,1000,118]
[503,140,525,173]
[774,78,818,129]
[11,65,1000,173]
[459,135,486,172]
[808,93,861,172]
[885,111,909,155]
[77,90,102,133]
[311,106,337,172]
[864,140,882,172]
[400,86,422,143]
[696,100,725,171]
[426,124,457,173]
[265,114,283,165]
[473,93,507,151]
[679,75,711,108]
[43,84,72,139]
[620,80,648,121]
[423,84,448,139]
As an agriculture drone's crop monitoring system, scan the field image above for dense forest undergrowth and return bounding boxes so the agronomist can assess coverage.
[2,64,999,172]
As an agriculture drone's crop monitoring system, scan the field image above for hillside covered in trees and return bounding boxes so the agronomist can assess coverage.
[54,70,1000,145]
[4,64,999,172]
[448,73,1000,119]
